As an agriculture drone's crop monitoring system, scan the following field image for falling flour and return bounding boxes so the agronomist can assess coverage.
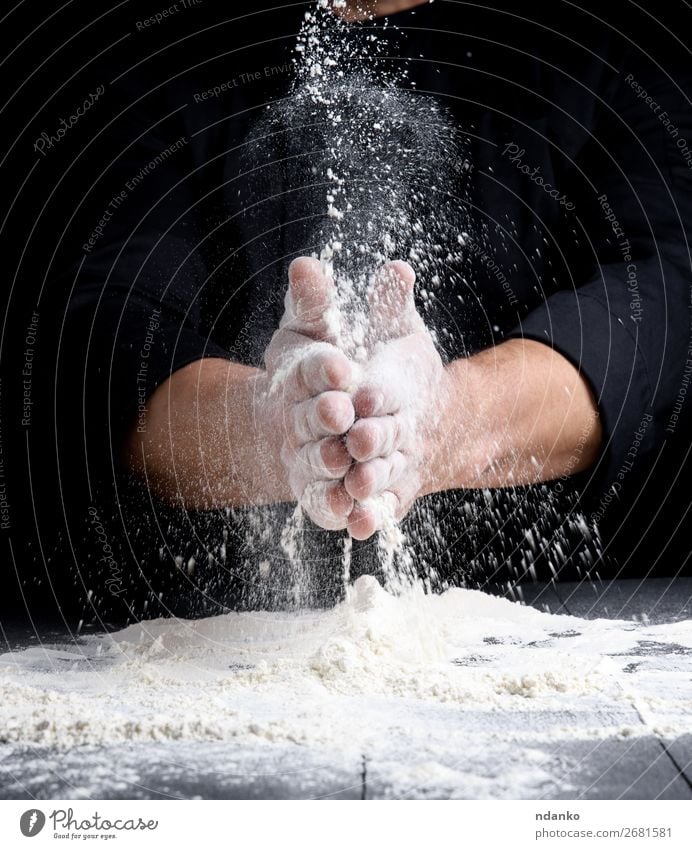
[243,0,475,599]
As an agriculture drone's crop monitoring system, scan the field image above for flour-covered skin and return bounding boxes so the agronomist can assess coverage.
[262,257,355,530]
[345,262,448,539]
[265,258,449,540]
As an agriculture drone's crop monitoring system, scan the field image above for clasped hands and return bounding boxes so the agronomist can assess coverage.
[262,256,450,540]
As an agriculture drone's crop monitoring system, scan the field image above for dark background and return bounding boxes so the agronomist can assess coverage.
[0,1,690,629]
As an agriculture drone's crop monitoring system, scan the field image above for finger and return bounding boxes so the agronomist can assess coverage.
[266,339,353,400]
[291,391,355,445]
[347,502,379,540]
[288,437,352,487]
[352,381,401,418]
[347,491,400,541]
[282,257,338,340]
[344,452,407,502]
[367,261,423,341]
[317,436,353,477]
[302,481,353,531]
[346,415,400,462]
[295,345,353,396]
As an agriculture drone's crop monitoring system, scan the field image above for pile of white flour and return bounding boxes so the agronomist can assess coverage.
[1,576,691,771]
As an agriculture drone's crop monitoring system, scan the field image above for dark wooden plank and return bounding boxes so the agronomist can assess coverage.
[664,735,692,789]
[556,579,692,623]
[548,737,692,800]
[0,743,364,800]
[363,702,643,800]
[495,581,569,615]
[6,735,688,801]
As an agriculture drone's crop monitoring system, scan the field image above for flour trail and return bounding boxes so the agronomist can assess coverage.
[245,1,474,602]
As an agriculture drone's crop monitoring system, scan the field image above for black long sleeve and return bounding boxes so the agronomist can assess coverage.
[507,51,692,495]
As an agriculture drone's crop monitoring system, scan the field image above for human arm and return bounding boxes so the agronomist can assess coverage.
[347,49,692,539]
[344,262,602,539]
[124,258,356,527]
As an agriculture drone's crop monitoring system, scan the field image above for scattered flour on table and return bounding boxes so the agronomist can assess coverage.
[1,576,691,760]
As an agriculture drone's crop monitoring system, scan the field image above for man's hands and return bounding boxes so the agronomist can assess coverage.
[262,257,355,530]
[125,255,601,533]
[266,257,453,540]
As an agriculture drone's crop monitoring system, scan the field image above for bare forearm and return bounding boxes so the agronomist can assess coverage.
[337,0,429,22]
[123,358,292,509]
[124,338,602,513]
[426,339,603,493]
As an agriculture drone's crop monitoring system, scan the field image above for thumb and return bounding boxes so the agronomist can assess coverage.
[367,261,423,341]
[282,257,338,340]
